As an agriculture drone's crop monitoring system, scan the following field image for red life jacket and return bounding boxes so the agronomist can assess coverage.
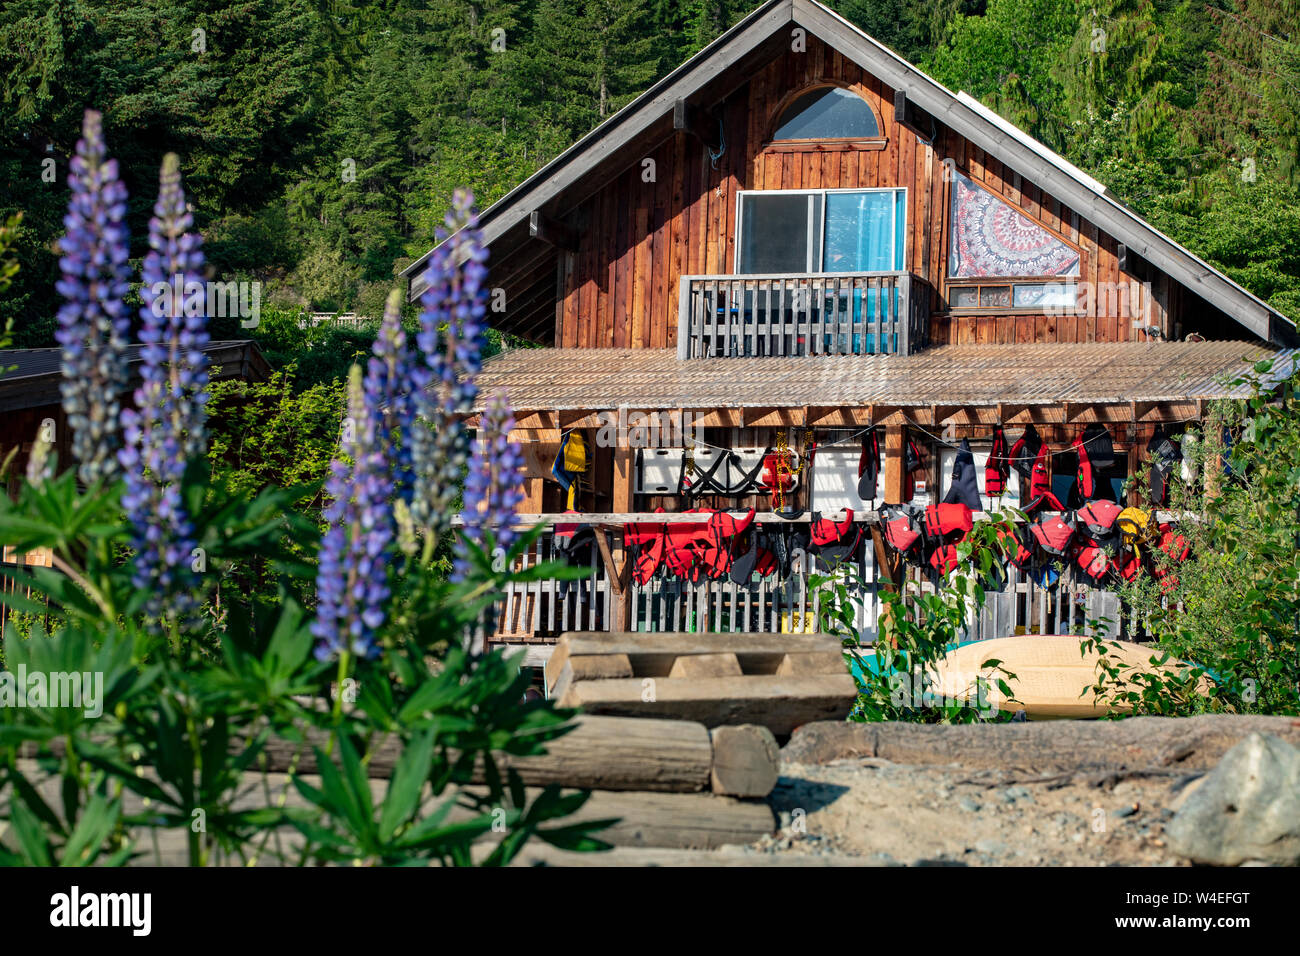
[924,502,973,540]
[1072,432,1095,502]
[1156,523,1190,562]
[1030,513,1075,556]
[813,519,863,571]
[986,426,1010,496]
[1076,499,1122,546]
[624,508,667,585]
[1075,545,1113,583]
[929,543,960,575]
[1116,548,1142,582]
[1008,424,1043,480]
[883,510,921,555]
[1025,444,1066,512]
[810,508,854,545]
[695,508,755,579]
[760,450,799,509]
[997,524,1034,570]
[661,509,714,582]
[904,435,926,500]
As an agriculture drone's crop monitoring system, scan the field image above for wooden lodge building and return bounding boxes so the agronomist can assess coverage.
[403,0,1297,667]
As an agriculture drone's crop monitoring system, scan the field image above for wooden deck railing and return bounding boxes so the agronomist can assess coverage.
[676,272,930,360]
[489,528,1138,647]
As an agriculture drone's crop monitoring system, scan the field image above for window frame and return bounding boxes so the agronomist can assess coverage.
[733,187,908,275]
[763,83,887,152]
[940,166,1085,314]
[945,278,1081,314]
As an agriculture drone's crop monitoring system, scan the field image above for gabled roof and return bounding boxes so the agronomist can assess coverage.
[403,0,1295,346]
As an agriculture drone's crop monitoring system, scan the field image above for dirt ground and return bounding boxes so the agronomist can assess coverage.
[746,757,1198,865]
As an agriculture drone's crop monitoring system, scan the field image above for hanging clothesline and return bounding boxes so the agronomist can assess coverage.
[501,415,1200,461]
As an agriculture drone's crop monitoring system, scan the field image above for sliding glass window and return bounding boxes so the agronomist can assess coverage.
[736,189,906,274]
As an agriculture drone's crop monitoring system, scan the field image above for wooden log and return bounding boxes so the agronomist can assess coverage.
[547,652,634,698]
[552,632,842,680]
[781,714,1300,772]
[462,786,776,849]
[669,652,743,679]
[775,651,848,677]
[557,674,859,735]
[253,715,713,793]
[476,715,711,792]
[710,724,781,798]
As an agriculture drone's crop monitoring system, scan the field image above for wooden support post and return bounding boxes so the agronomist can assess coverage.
[884,423,906,504]
[613,444,635,629]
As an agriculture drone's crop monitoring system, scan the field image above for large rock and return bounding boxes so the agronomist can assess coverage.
[1166,733,1300,866]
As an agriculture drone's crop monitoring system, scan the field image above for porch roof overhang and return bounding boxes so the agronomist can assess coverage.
[466,341,1292,427]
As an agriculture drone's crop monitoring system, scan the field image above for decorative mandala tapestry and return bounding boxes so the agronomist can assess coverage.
[948,173,1080,278]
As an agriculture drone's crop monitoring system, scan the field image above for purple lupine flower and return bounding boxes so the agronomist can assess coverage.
[373,290,419,502]
[311,296,413,661]
[118,153,210,619]
[410,189,490,534]
[454,389,524,583]
[55,109,131,484]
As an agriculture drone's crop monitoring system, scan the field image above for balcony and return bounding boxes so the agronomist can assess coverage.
[676,272,930,360]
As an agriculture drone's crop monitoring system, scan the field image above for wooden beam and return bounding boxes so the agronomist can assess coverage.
[1065,402,1101,423]
[1130,401,1159,422]
[692,408,744,428]
[869,525,898,589]
[1117,243,1154,282]
[528,210,579,252]
[594,530,623,595]
[673,99,722,151]
[883,423,906,504]
[514,411,557,430]
[808,405,872,427]
[932,405,972,426]
[893,90,934,141]
[997,402,1032,424]
[558,408,602,429]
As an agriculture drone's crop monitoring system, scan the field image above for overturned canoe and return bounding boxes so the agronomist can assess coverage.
[930,634,1211,719]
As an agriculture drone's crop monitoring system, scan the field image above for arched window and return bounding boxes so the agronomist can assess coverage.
[772,86,880,142]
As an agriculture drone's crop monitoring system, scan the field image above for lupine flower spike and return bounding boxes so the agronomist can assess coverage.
[311,293,412,661]
[56,109,131,484]
[411,188,490,535]
[118,153,210,620]
[455,389,524,583]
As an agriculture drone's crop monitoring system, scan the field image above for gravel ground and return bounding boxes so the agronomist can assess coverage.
[739,758,1203,865]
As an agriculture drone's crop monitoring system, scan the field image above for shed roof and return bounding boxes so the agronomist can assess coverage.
[0,340,271,413]
[471,341,1288,415]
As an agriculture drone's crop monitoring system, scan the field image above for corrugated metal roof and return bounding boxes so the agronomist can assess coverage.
[470,342,1280,413]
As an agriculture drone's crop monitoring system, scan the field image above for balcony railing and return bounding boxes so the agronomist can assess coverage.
[676,272,930,360]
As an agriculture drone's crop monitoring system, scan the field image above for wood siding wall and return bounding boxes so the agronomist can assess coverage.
[553,36,1182,350]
